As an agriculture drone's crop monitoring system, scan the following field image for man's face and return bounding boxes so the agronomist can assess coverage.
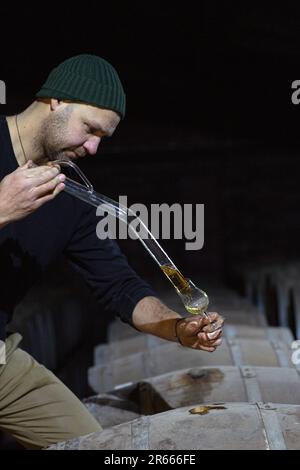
[41,101,121,161]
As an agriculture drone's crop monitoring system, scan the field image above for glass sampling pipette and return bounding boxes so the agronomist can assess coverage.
[51,159,210,318]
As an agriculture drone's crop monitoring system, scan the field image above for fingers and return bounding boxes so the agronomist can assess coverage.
[206,312,225,325]
[194,337,222,349]
[32,174,66,198]
[190,338,220,352]
[24,166,62,187]
[197,330,222,348]
[46,161,61,172]
[19,160,34,169]
[196,314,224,348]
[19,160,39,171]
[202,313,225,333]
[199,344,219,352]
[182,313,224,336]
[198,328,222,343]
[21,163,66,197]
[200,342,221,352]
[33,182,65,209]
[177,312,224,352]
[207,328,222,340]
[52,181,65,197]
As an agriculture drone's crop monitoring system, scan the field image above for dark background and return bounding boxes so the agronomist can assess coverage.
[1,3,300,404]
[2,2,300,283]
[2,2,300,141]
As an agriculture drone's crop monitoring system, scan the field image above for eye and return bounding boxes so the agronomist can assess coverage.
[84,123,99,135]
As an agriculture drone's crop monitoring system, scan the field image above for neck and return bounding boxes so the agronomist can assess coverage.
[6,101,48,167]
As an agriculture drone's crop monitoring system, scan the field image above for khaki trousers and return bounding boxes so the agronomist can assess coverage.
[0,333,102,449]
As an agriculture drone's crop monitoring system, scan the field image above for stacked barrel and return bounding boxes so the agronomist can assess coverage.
[48,279,300,450]
[241,261,300,339]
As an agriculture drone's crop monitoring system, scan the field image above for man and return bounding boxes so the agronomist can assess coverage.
[0,54,224,449]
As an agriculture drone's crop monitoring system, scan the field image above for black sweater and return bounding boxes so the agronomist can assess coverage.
[0,115,157,341]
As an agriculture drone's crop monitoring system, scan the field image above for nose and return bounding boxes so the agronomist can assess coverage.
[83,136,101,155]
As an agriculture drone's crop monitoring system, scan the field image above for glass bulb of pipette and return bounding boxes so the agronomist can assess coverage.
[160,264,209,316]
[178,279,209,316]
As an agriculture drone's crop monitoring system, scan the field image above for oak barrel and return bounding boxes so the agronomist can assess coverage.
[89,336,298,393]
[83,394,140,428]
[108,366,300,412]
[95,325,293,365]
[47,402,300,450]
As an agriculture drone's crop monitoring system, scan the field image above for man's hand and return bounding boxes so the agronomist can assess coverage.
[132,296,224,353]
[0,161,66,228]
[175,312,224,352]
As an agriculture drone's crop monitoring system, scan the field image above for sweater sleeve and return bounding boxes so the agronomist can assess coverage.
[63,202,158,325]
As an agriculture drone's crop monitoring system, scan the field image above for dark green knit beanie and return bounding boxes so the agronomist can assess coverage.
[36,54,126,119]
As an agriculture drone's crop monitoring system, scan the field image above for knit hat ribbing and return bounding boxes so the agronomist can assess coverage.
[36,54,126,118]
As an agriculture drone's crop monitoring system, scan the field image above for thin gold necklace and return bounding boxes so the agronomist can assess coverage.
[15,114,27,165]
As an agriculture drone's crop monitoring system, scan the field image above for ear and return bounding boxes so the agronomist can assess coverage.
[50,98,62,111]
